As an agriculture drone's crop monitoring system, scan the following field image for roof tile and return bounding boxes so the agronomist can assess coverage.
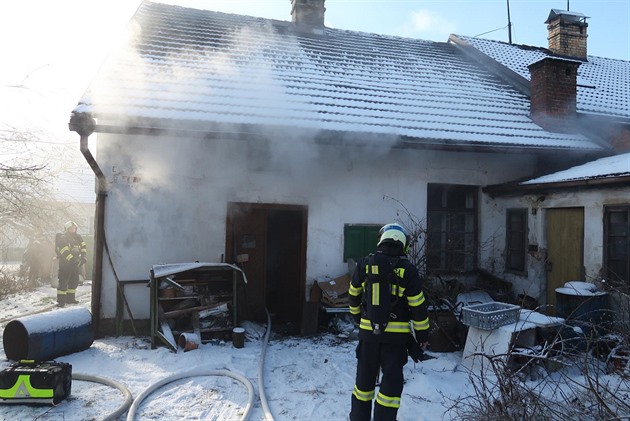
[75,1,603,151]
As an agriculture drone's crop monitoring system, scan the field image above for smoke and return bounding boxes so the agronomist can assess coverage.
[84,11,407,202]
[75,5,435,267]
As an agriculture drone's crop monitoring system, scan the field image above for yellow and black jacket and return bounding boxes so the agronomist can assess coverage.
[55,232,86,268]
[349,247,429,344]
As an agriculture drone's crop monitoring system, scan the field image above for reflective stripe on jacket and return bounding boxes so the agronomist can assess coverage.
[349,251,429,343]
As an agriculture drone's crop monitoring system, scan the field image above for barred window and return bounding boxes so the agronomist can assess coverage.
[426,184,478,273]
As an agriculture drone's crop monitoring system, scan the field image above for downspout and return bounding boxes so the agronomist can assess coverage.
[69,112,106,337]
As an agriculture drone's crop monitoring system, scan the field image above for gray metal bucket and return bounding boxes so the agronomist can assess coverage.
[3,307,94,361]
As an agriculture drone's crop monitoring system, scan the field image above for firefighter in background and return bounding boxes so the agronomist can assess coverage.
[55,221,87,307]
[20,237,55,286]
[348,223,430,421]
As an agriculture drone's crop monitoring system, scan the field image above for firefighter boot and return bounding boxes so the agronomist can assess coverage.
[57,293,66,307]
[66,291,79,305]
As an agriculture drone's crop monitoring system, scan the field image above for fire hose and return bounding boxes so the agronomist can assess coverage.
[259,308,274,421]
[125,368,255,421]
[3,304,273,419]
[72,373,133,421]
[125,309,275,421]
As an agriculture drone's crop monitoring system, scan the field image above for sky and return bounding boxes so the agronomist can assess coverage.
[0,0,628,195]
[1,282,627,420]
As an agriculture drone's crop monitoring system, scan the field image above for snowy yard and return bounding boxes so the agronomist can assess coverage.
[1,283,628,420]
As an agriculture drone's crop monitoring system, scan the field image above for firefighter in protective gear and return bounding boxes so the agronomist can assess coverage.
[348,223,429,421]
[55,221,87,306]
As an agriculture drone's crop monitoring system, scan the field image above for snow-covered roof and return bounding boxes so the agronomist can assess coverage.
[452,35,630,119]
[521,152,630,184]
[152,262,246,283]
[74,1,603,151]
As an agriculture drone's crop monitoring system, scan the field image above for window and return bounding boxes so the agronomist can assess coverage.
[426,184,478,273]
[506,208,527,273]
[344,224,381,262]
[604,206,630,287]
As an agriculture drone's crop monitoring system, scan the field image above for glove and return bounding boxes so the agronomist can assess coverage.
[80,256,87,265]
[352,313,361,325]
[407,335,425,363]
[71,255,81,266]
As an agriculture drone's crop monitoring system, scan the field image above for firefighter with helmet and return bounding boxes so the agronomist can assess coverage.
[348,223,430,421]
[55,221,87,307]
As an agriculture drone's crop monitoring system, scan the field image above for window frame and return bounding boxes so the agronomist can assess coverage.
[505,208,528,274]
[426,183,478,274]
[603,205,630,287]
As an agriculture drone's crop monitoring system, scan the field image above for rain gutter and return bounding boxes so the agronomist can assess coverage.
[92,121,605,155]
[69,112,105,336]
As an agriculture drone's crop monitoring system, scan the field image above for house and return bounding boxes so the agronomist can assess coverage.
[451,10,629,312]
[484,152,630,309]
[70,1,621,336]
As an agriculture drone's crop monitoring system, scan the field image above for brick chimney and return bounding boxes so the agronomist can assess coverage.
[545,9,589,60]
[291,0,326,31]
[528,57,581,133]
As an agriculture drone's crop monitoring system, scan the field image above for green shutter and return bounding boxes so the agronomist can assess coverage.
[344,225,381,262]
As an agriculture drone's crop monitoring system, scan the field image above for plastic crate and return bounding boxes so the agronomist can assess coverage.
[461,302,520,330]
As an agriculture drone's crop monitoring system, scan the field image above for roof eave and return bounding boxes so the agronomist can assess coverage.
[86,120,603,155]
[484,174,630,197]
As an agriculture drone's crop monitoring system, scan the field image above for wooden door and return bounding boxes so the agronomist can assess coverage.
[546,208,584,309]
[226,203,307,325]
[227,204,268,321]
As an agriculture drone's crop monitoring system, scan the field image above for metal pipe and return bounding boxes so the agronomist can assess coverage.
[81,134,105,337]
[92,191,106,336]
[2,307,94,361]
[70,112,107,337]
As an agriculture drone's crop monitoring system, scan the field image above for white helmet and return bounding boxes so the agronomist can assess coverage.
[377,223,407,248]
[64,221,78,231]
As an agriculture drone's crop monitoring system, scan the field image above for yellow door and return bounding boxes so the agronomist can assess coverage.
[546,208,584,310]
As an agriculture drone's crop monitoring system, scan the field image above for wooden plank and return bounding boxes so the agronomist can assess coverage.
[164,301,230,318]
[163,305,213,318]
[198,301,230,319]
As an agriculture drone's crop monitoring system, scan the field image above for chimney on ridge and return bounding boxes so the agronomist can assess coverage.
[545,9,589,60]
[528,57,581,133]
[291,0,326,32]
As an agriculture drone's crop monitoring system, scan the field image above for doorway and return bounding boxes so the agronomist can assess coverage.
[546,207,584,310]
[226,203,307,331]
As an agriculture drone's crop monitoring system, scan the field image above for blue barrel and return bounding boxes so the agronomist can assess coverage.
[3,307,94,361]
[555,284,610,325]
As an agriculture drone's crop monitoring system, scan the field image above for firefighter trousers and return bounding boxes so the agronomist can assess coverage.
[57,263,80,304]
[350,340,408,421]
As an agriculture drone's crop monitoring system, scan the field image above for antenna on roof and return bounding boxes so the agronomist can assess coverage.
[506,0,513,44]
[567,0,570,10]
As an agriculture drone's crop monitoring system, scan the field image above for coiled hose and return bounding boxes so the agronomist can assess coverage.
[125,368,255,421]
[72,372,133,421]
[124,310,275,420]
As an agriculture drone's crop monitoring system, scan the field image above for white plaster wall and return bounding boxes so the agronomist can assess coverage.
[94,132,539,319]
[481,186,630,304]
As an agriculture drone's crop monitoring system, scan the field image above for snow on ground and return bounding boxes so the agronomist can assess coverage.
[1,283,626,420]
[0,283,471,420]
